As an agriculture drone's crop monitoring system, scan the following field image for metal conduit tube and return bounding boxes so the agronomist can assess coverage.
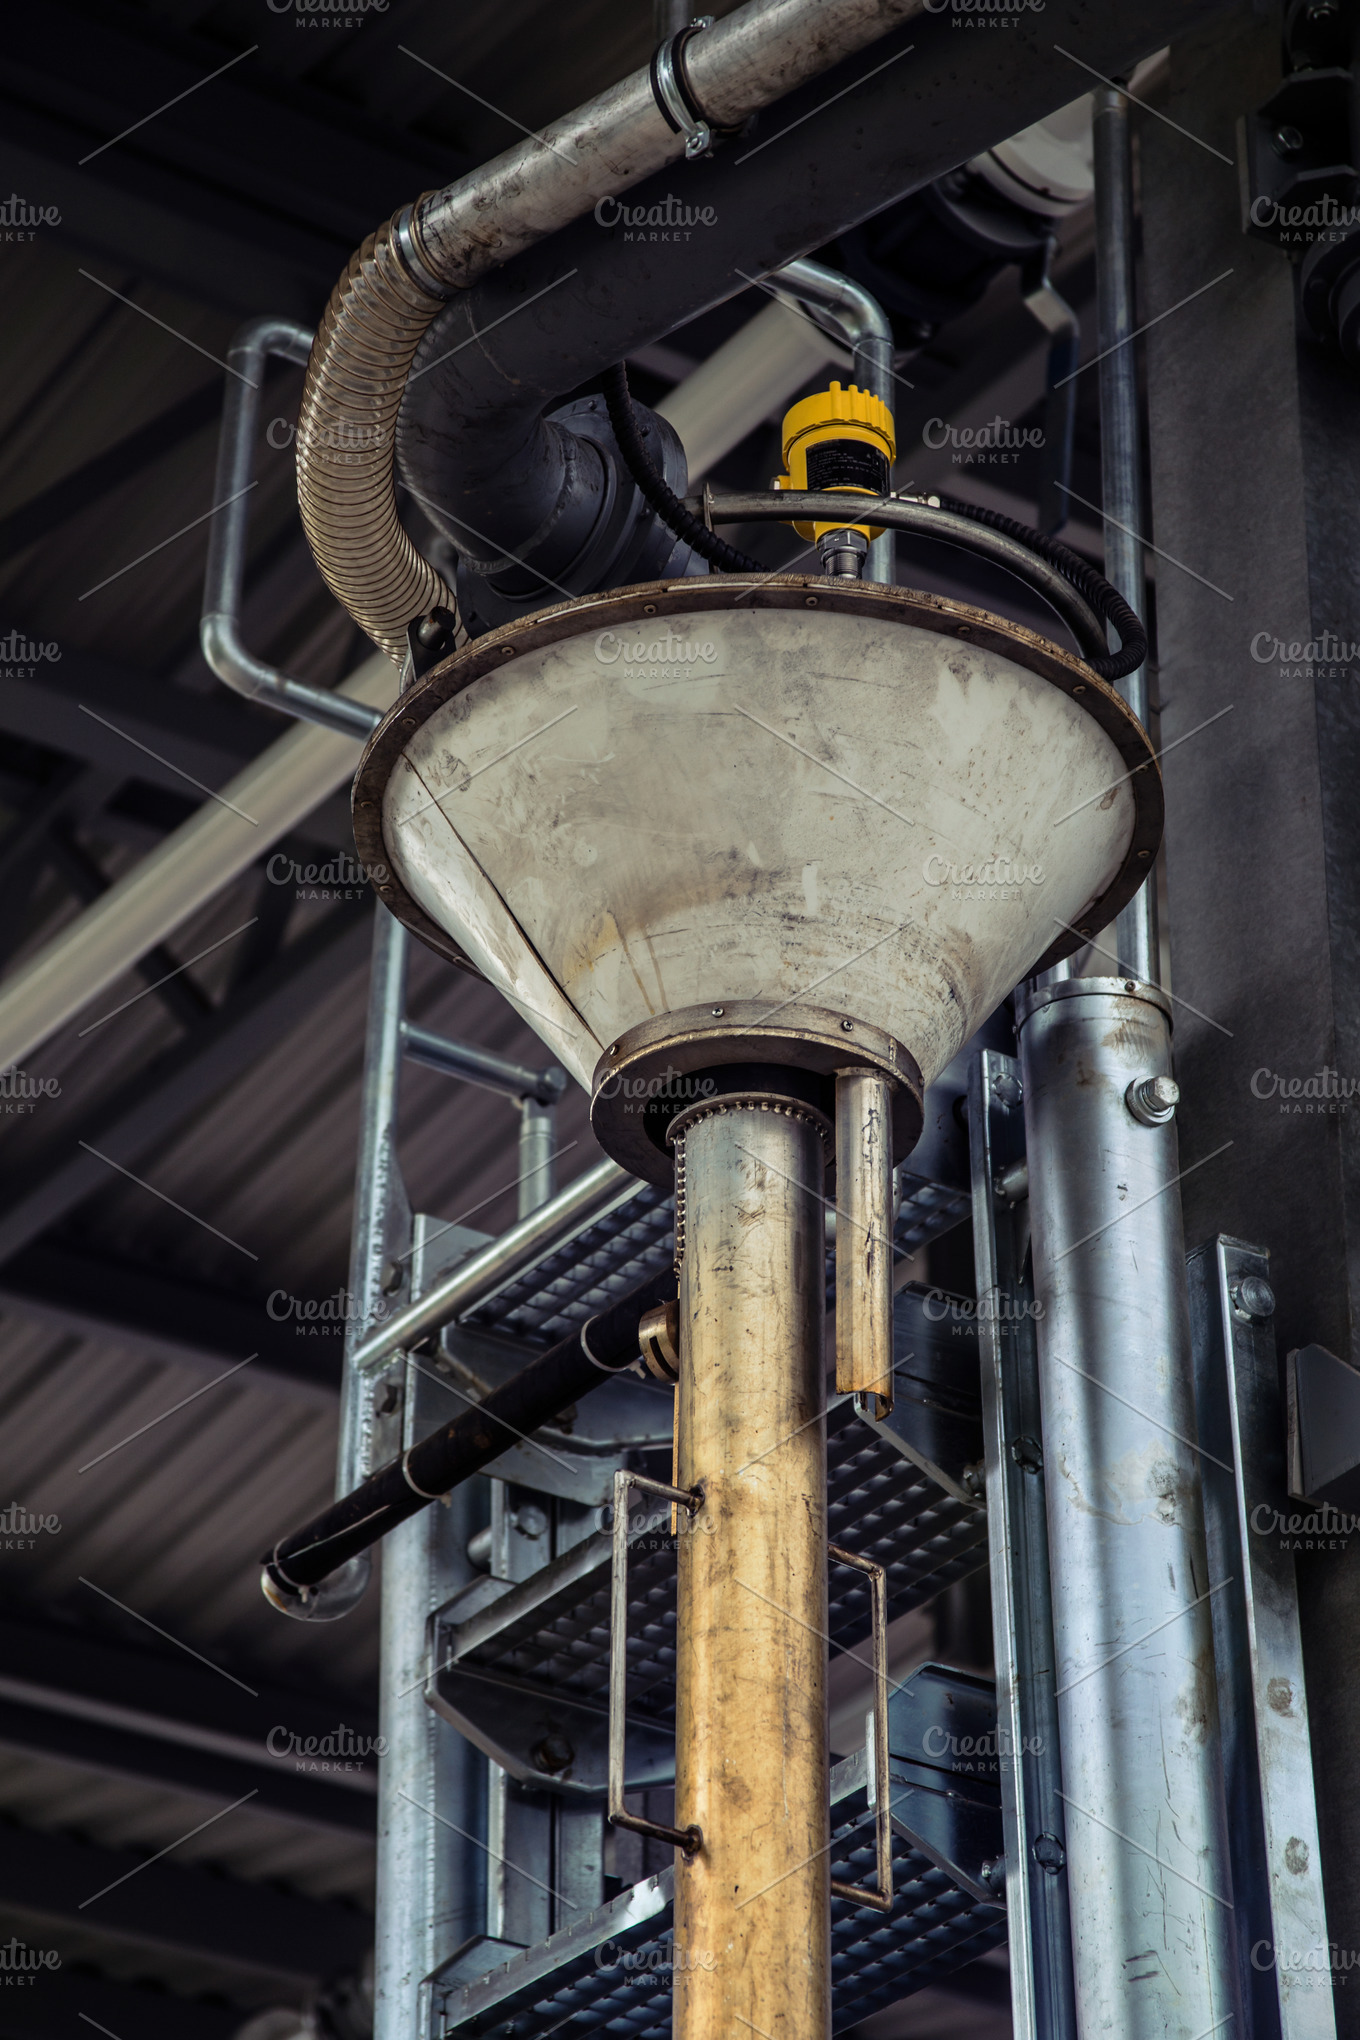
[774,257,897,583]
[708,492,1110,662]
[0,653,395,1072]
[1015,95,1238,2037]
[294,0,929,660]
[200,317,384,739]
[400,1024,564,1105]
[1093,83,1158,984]
[344,1155,636,1378]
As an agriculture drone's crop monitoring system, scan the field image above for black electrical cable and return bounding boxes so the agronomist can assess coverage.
[933,492,1148,684]
[604,361,1147,683]
[602,362,762,573]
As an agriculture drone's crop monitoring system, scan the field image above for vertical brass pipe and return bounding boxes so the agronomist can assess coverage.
[672,1100,830,2040]
[835,1069,895,1415]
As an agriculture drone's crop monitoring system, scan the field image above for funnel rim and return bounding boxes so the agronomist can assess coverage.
[353,574,1162,989]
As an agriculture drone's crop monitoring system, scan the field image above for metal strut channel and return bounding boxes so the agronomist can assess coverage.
[967,1047,1076,2040]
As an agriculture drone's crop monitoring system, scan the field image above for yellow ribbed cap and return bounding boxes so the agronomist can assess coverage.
[781,381,895,463]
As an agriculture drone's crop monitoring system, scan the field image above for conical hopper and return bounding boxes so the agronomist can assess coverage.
[353,577,1159,1180]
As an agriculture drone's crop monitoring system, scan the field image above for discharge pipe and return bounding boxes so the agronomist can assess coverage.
[263,1263,676,1607]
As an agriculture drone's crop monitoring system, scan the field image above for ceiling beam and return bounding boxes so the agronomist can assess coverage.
[0,1967,245,2040]
[0,893,373,1268]
[0,1240,341,1399]
[0,1613,377,1838]
[0,2,466,317]
[0,1814,367,1986]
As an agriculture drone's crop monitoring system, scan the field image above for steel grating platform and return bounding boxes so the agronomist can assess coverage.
[434,1395,989,1750]
[429,1670,1008,2036]
[464,1176,973,1350]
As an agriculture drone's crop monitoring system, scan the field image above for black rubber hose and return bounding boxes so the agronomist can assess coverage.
[603,362,1146,683]
[601,362,762,573]
[933,492,1148,684]
[262,1263,675,1598]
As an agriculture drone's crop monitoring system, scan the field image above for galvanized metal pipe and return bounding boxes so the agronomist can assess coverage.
[834,1069,895,1414]
[517,1098,557,1219]
[347,1156,635,1375]
[1018,979,1239,2040]
[200,316,384,739]
[1093,84,1157,984]
[673,1101,830,2040]
[338,908,410,1498]
[402,1023,564,1105]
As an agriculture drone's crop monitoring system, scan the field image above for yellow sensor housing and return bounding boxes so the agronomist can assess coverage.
[775,381,896,541]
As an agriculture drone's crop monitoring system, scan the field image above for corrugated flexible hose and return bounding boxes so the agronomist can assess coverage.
[296,212,454,668]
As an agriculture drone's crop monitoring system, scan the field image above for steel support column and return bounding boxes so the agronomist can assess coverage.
[672,1100,829,2040]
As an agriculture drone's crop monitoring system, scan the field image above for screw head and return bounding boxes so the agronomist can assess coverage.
[711,1005,725,1017]
[992,1070,1023,1110]
[1032,1833,1066,1874]
[840,1018,854,1031]
[1273,124,1305,157]
[1233,1275,1276,1323]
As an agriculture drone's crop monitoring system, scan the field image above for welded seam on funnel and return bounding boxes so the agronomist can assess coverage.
[398,753,600,1068]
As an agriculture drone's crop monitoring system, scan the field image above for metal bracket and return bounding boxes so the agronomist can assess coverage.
[828,1543,893,1914]
[608,1469,704,1854]
[650,15,717,159]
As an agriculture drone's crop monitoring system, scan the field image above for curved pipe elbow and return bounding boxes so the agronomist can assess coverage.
[200,611,381,741]
[261,1549,373,1622]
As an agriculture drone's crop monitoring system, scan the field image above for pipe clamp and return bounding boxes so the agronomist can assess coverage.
[651,16,719,159]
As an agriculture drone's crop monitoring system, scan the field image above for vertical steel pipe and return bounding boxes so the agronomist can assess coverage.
[1018,979,1239,2040]
[517,1096,557,1219]
[672,1100,830,2040]
[1093,83,1157,984]
[338,907,409,1496]
[775,257,897,584]
[834,1069,895,1414]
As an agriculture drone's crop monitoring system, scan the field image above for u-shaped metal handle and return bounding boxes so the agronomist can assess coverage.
[829,1542,894,1914]
[608,1466,704,1856]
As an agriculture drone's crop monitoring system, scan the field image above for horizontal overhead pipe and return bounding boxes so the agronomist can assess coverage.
[263,1263,675,1602]
[401,1023,567,1105]
[296,0,932,659]
[395,0,1232,616]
